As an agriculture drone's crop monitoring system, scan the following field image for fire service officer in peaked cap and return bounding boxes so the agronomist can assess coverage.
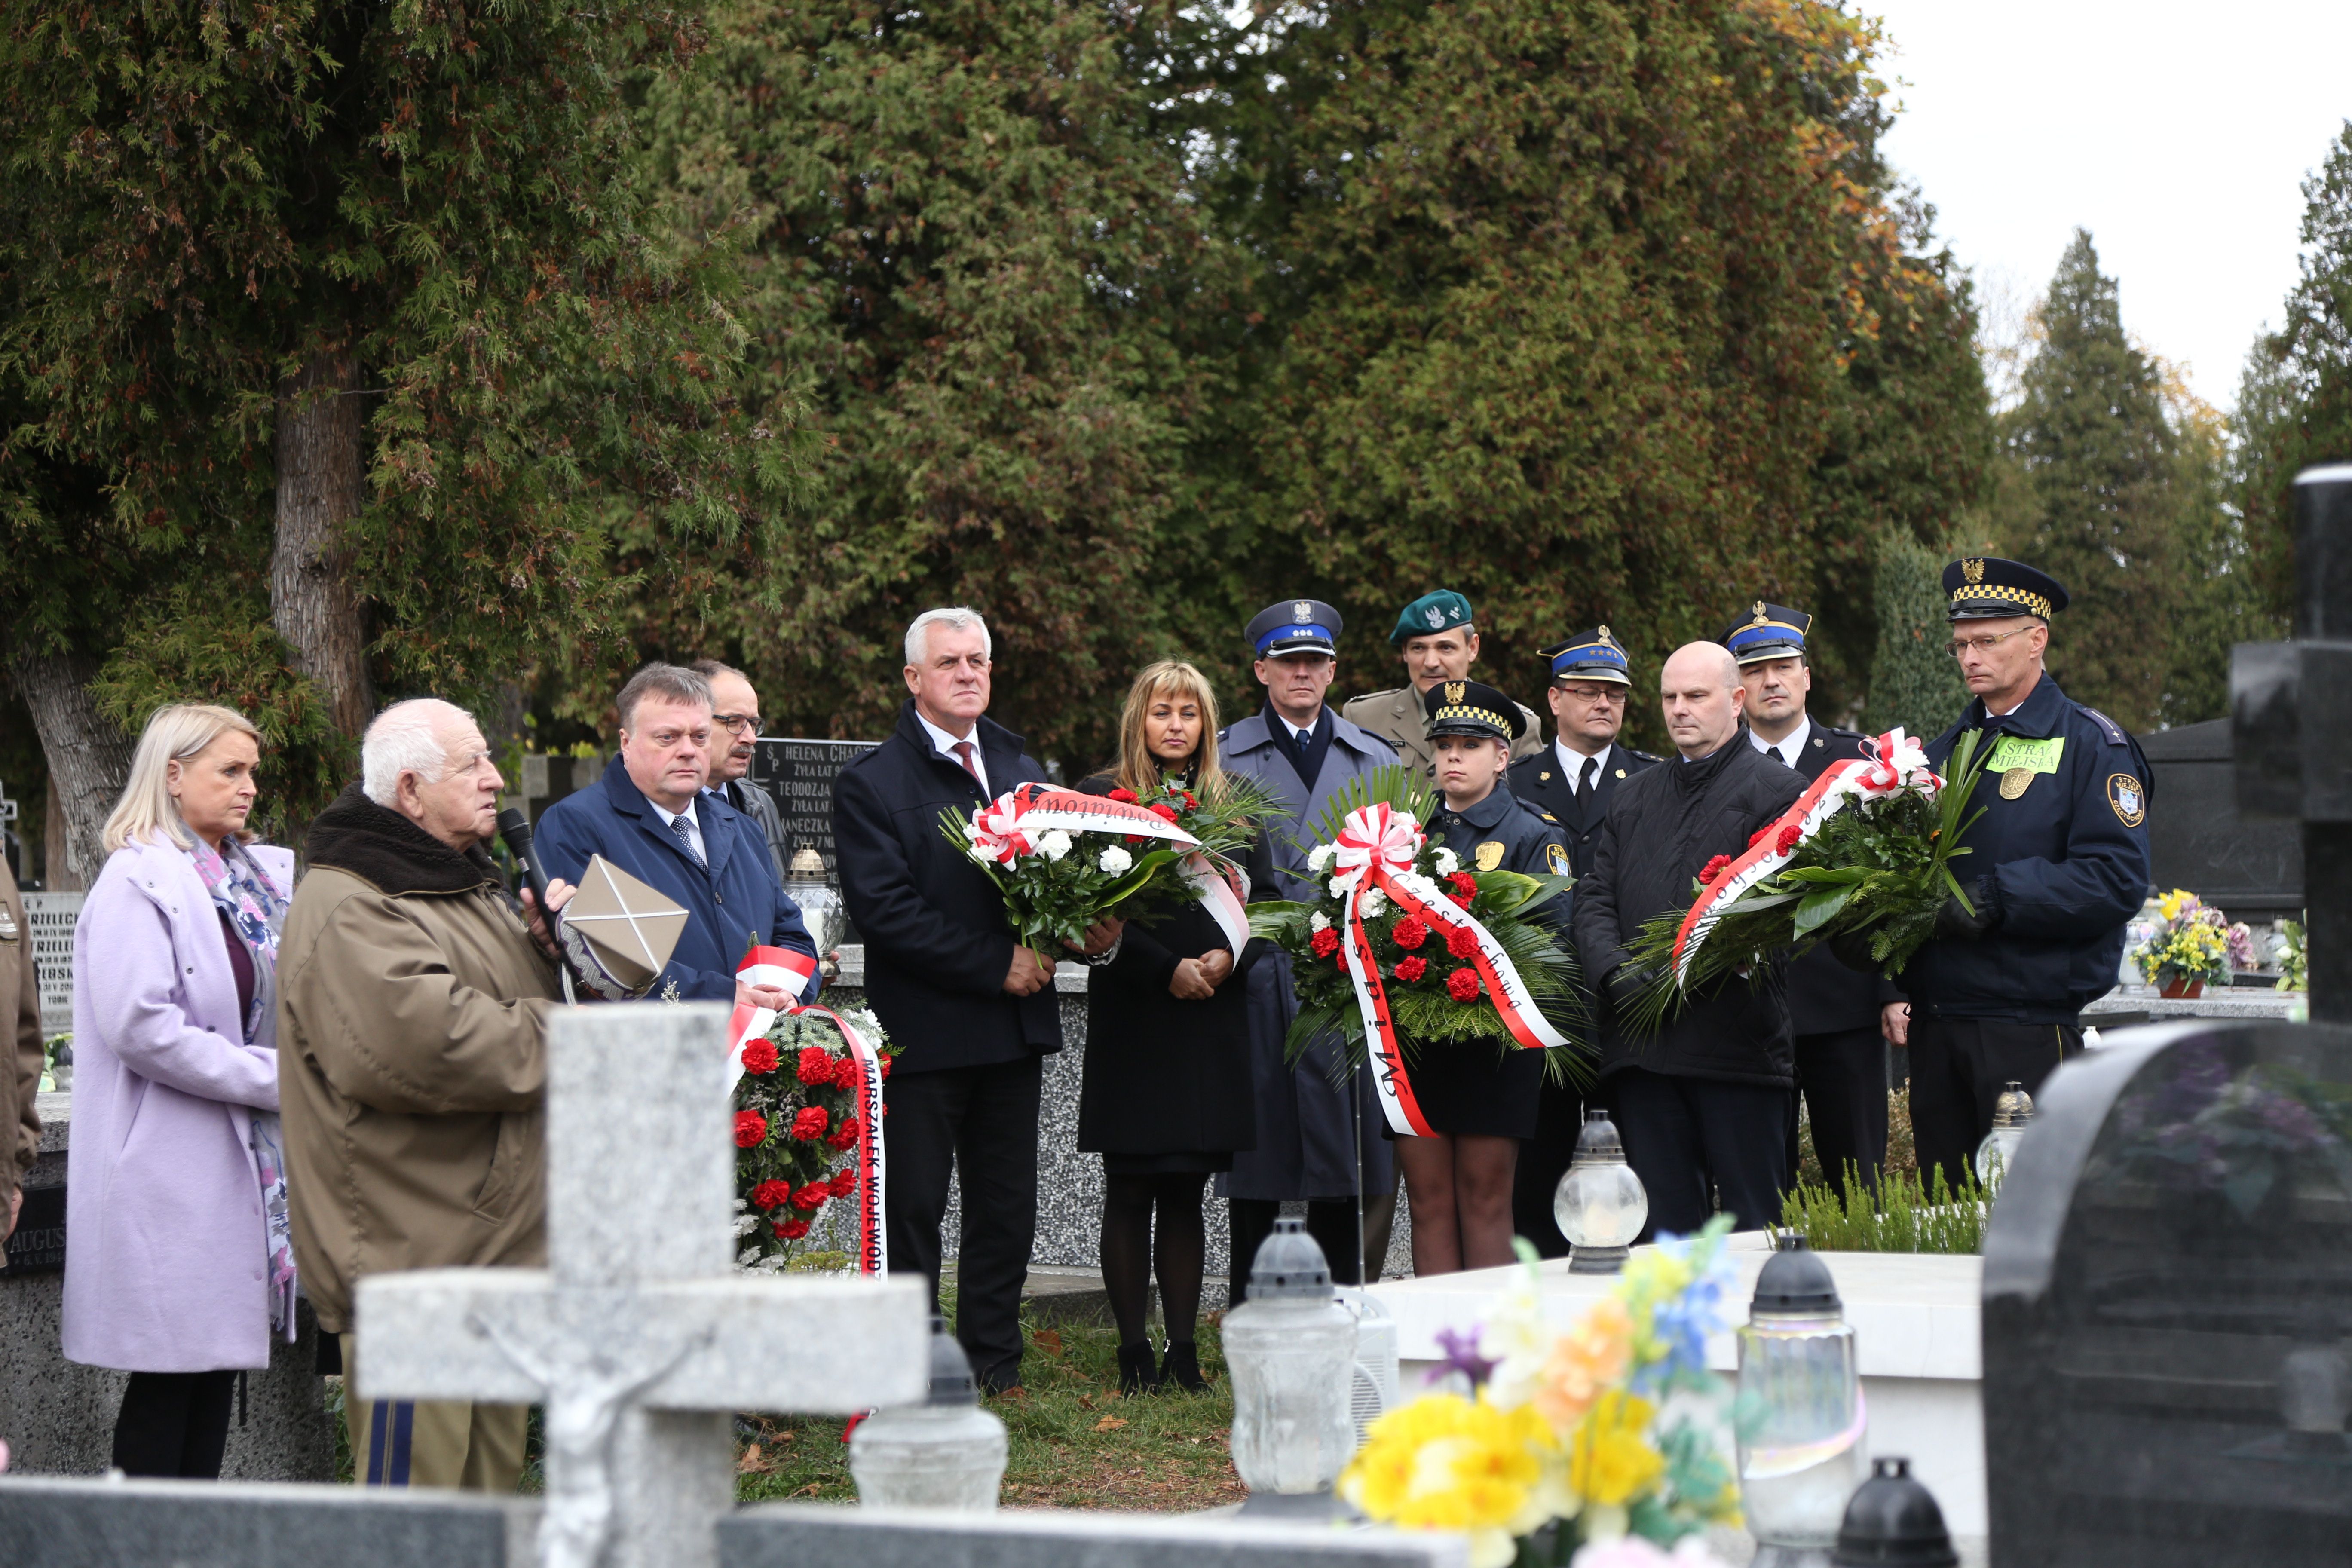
[1885,557,2153,1194]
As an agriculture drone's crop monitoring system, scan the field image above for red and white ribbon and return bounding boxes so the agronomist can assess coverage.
[724,944,819,1086]
[965,783,1258,957]
[1182,853,1252,956]
[1325,805,1571,1138]
[1670,728,1943,987]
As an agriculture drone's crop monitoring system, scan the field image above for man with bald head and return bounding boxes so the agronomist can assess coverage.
[1571,643,1807,1236]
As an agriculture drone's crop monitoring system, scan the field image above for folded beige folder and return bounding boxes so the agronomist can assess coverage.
[557,854,689,999]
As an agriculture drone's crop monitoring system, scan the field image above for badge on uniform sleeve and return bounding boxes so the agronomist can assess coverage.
[1475,840,1506,872]
[1546,843,1570,876]
[2107,773,2146,827]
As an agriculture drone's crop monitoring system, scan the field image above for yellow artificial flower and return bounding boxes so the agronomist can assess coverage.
[1341,1393,1563,1568]
[2157,888,2194,922]
[1567,1390,1664,1508]
[1534,1296,1635,1433]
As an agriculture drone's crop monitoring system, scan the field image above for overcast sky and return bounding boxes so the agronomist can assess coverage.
[1866,0,2352,409]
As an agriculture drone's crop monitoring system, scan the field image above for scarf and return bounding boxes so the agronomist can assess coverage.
[190,836,298,1339]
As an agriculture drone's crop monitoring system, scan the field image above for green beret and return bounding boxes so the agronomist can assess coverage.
[1390,589,1476,647]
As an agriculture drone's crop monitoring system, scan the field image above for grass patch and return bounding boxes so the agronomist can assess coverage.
[1778,1160,1987,1255]
[733,1289,1244,1512]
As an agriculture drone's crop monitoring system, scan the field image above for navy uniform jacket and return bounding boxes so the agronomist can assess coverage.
[1507,742,1663,882]
[1429,785,1573,898]
[1774,721,1905,1036]
[1904,674,2152,1024]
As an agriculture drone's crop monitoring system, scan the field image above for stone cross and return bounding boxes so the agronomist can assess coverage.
[2233,461,2352,1022]
[355,1003,928,1568]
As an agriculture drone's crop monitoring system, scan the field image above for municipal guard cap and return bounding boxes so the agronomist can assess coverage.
[1942,557,2070,622]
[1538,627,1632,686]
[1719,601,1813,665]
[1423,678,1526,741]
[1246,598,1343,657]
[1390,589,1475,647]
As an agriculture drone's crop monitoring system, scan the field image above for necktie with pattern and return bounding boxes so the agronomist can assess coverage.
[669,813,704,867]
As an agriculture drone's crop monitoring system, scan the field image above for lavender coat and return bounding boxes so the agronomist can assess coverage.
[62,836,292,1373]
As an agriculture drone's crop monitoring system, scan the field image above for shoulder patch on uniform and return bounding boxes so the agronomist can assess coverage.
[2081,706,2128,746]
[2107,772,2146,827]
[1546,842,1570,876]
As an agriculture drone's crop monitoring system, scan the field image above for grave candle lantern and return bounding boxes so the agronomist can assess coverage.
[786,847,847,959]
[1553,1109,1648,1274]
[1737,1239,1866,1568]
[1973,1081,2035,1188]
[1222,1217,1359,1504]
[1830,1456,1959,1567]
[847,1317,1009,1511]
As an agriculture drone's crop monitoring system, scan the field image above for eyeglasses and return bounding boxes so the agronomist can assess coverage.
[1557,685,1627,704]
[1946,627,2038,658]
[713,714,760,735]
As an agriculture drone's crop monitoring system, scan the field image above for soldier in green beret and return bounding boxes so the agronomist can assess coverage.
[1343,590,1544,779]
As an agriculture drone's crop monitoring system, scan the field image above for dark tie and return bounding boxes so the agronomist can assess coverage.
[1579,755,1600,797]
[669,814,704,867]
[951,740,983,789]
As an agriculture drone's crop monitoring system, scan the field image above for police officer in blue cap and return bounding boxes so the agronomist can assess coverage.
[1720,602,1901,1194]
[1891,558,2152,1192]
[1222,598,1402,1290]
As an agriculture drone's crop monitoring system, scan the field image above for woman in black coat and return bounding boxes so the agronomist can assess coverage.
[1077,660,1270,1393]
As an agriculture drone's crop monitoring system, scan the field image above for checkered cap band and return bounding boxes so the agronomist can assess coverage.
[1950,584,2053,620]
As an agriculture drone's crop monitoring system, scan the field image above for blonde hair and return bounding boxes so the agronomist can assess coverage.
[103,704,263,853]
[1112,661,1226,798]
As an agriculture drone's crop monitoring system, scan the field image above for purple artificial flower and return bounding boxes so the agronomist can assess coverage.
[1429,1325,1499,1391]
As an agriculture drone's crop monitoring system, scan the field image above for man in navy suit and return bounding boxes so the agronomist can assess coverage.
[534,662,818,1012]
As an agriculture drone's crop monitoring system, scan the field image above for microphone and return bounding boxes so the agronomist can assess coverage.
[496,807,555,920]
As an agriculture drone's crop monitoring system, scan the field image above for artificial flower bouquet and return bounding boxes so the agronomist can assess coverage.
[734,1006,896,1269]
[2129,889,2242,993]
[1246,769,1585,1135]
[1342,1218,1743,1568]
[1620,729,1987,1035]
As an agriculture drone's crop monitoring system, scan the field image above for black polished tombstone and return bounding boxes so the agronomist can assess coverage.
[2135,720,2301,920]
[748,737,882,876]
[1982,1020,2352,1566]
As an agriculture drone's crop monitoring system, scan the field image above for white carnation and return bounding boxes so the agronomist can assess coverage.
[1309,910,1331,934]
[1308,843,1337,873]
[1360,887,1388,919]
[1329,876,1351,899]
[1097,845,1133,875]
[1038,829,1073,861]
[1433,847,1461,876]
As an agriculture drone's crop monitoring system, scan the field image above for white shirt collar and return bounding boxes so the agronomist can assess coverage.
[1553,738,1611,789]
[1749,714,1812,769]
[1275,708,1323,745]
[645,795,698,830]
[915,708,987,791]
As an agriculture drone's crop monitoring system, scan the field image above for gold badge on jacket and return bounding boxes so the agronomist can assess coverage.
[1546,843,1570,876]
[2107,773,2146,827]
[1999,767,2035,800]
[1475,840,1506,871]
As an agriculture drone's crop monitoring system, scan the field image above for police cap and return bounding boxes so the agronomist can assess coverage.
[1538,627,1632,686]
[1423,678,1526,741]
[1719,601,1813,665]
[1246,598,1343,658]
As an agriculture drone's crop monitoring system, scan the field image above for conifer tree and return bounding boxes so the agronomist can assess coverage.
[1865,530,1968,738]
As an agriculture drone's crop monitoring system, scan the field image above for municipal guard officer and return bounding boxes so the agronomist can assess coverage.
[1345,590,1543,779]
[1720,602,1902,1193]
[1407,679,1570,1276]
[1894,558,2152,1192]
[1504,625,1660,1255]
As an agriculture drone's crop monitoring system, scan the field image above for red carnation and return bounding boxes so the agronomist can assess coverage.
[791,1182,830,1211]
[827,1115,863,1150]
[1310,926,1341,958]
[1697,854,1733,886]
[1445,925,1479,960]
[1448,871,1479,897]
[791,1106,830,1141]
[1148,802,1182,824]
[1749,827,1769,848]
[1391,917,1429,951]
[1125,833,1147,845]
[831,1055,861,1089]
[1109,787,1139,803]
[734,1109,769,1148]
[1446,968,1482,1002]
[1336,946,1351,971]
[773,1218,811,1241]
[1181,792,1199,810]
[1775,822,1804,854]
[878,1054,893,1080]
[1394,955,1428,983]
[741,1039,779,1076]
[828,1167,859,1197]
[750,1179,794,1212]
[796,1047,834,1084]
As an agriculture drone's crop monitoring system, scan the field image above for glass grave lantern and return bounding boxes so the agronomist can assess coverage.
[847,1316,1008,1511]
[1223,1218,1359,1513]
[786,847,848,964]
[1973,1081,2035,1189]
[1831,1457,1958,1568]
[1554,1109,1648,1273]
[1737,1239,1866,1568]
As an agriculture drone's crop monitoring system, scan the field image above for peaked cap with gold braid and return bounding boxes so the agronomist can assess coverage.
[1941,556,2070,622]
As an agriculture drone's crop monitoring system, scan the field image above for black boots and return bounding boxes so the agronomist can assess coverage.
[1116,1341,1160,1395]
[1160,1341,1207,1393]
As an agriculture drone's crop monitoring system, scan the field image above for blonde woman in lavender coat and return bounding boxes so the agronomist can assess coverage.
[61,704,296,1478]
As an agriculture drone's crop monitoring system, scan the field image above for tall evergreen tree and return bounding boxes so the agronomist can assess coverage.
[1865,529,1968,737]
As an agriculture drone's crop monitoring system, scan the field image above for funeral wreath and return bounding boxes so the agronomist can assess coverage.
[733,1007,896,1268]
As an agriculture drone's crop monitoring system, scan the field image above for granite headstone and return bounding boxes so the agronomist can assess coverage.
[748,738,881,877]
[1981,1019,2352,1567]
[2136,718,2301,918]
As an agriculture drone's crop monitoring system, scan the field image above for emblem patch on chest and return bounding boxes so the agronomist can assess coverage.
[1475,840,1506,872]
[2107,773,2145,827]
[1999,767,2035,800]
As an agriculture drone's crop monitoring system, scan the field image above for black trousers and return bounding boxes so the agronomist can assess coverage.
[1910,1015,2080,1193]
[884,1056,1043,1392]
[1228,1197,1366,1305]
[113,1369,236,1479]
[1786,1026,1890,1194]
[1606,1069,1791,1239]
[1510,1074,1583,1258]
